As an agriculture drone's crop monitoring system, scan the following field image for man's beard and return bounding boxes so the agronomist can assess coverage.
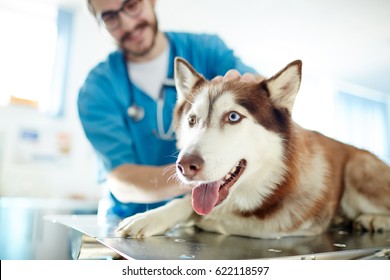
[119,16,159,58]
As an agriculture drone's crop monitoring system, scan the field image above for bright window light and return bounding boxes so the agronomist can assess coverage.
[334,85,390,163]
[0,0,72,116]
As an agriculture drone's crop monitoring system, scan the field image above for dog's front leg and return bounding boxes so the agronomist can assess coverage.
[116,195,193,238]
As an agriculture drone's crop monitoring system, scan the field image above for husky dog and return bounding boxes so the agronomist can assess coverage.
[117,58,390,238]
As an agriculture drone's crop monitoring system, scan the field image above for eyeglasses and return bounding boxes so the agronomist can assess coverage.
[97,0,144,31]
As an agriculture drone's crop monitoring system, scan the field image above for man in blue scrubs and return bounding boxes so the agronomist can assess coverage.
[78,0,263,220]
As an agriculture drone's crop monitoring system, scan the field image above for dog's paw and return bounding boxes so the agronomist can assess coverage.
[354,214,390,232]
[116,211,172,238]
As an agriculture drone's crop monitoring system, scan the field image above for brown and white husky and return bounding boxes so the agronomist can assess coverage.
[117,58,390,238]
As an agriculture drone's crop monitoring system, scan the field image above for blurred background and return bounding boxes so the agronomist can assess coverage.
[0,0,389,259]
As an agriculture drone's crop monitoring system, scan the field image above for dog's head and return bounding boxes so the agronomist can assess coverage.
[173,58,302,215]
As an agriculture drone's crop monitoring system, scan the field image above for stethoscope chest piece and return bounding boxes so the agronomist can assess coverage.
[127,104,145,122]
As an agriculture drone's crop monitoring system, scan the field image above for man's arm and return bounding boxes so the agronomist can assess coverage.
[107,164,191,203]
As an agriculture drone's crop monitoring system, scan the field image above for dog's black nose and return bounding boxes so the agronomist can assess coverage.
[177,154,204,179]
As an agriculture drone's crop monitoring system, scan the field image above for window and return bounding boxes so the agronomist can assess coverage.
[334,83,390,164]
[0,0,73,116]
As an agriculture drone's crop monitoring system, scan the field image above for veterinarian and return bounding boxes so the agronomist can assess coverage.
[78,0,262,220]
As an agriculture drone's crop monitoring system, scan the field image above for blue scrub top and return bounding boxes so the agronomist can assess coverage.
[78,32,257,219]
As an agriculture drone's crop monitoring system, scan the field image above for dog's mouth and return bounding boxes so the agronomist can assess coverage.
[192,159,246,215]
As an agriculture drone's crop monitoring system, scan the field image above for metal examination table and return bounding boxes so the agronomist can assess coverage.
[46,215,390,260]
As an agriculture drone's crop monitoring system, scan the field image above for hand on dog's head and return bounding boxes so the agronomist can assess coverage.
[211,70,260,84]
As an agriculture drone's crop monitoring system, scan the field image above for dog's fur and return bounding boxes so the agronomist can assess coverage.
[117,58,390,238]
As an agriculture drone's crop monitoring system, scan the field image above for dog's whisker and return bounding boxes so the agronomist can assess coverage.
[165,151,180,160]
[162,164,176,176]
[185,98,194,105]
[184,92,196,105]
[167,154,179,159]
[167,172,179,183]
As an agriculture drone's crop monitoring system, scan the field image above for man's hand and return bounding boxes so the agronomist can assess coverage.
[212,70,265,83]
[107,164,191,203]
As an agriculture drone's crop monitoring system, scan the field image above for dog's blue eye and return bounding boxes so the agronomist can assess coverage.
[228,111,242,123]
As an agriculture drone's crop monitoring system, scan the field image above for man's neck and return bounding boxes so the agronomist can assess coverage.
[126,32,168,63]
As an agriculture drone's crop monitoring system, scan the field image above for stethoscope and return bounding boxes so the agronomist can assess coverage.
[127,78,176,141]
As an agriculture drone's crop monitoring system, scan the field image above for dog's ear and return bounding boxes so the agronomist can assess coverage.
[174,57,205,102]
[265,60,302,115]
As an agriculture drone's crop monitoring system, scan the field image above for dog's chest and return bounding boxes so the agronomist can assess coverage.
[196,207,246,235]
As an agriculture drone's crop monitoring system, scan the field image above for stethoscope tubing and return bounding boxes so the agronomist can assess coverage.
[127,78,176,140]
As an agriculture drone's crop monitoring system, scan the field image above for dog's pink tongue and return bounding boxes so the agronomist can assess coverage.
[192,182,220,215]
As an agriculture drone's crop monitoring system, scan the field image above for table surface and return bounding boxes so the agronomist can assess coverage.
[46,215,390,260]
